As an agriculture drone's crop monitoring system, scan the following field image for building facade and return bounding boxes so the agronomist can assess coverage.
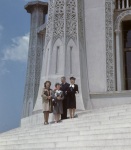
[22,0,131,119]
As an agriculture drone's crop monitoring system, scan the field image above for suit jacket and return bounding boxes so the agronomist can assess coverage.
[60,82,70,97]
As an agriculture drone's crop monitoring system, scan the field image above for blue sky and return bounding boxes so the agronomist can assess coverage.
[0,0,47,133]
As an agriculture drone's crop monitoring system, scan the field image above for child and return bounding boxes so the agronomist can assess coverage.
[52,83,64,123]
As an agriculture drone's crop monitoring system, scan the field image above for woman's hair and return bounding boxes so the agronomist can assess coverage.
[44,81,51,88]
[55,83,61,88]
[70,76,76,80]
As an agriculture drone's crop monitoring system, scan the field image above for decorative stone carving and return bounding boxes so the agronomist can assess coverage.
[45,0,77,48]
[105,0,116,91]
[22,2,48,118]
[52,0,64,45]
[53,0,64,38]
[33,0,89,113]
[115,10,131,30]
[66,0,77,44]
[77,0,84,48]
[45,0,54,48]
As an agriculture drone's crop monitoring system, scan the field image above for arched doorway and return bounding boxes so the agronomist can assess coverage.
[122,20,131,90]
[115,11,131,91]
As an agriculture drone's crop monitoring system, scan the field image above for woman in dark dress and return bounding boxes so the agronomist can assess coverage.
[67,77,79,118]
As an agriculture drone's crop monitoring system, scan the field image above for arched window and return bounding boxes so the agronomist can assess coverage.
[66,39,78,76]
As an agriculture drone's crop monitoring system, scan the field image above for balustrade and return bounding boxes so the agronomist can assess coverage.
[116,0,131,10]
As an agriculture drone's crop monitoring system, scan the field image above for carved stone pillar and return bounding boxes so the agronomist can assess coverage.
[126,0,129,8]
[22,1,48,118]
[105,0,116,91]
[33,0,90,113]
[115,29,124,91]
[122,0,125,9]
[118,0,121,9]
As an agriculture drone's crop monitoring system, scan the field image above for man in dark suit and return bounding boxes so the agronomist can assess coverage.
[60,76,70,120]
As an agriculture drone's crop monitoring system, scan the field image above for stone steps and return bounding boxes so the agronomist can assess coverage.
[1,104,131,149]
[1,126,131,139]
[79,104,131,113]
[2,114,131,136]
[1,147,131,150]
[1,139,131,149]
[1,133,131,144]
[1,122,131,139]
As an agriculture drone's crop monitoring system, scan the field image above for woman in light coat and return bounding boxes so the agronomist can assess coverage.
[41,81,53,125]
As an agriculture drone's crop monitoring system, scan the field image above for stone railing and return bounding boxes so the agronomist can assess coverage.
[116,0,131,10]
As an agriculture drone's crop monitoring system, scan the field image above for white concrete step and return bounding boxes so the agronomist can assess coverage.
[1,126,131,141]
[1,147,131,150]
[2,106,131,134]
[2,147,131,150]
[1,139,131,149]
[1,133,131,145]
[1,122,131,139]
[1,116,131,139]
[79,111,131,119]
[1,104,131,149]
[78,104,131,113]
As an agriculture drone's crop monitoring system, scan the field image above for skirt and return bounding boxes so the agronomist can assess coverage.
[53,101,63,114]
[67,94,76,109]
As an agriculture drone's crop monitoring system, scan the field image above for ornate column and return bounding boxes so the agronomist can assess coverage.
[33,0,90,113]
[126,0,129,8]
[115,29,123,91]
[22,1,48,118]
[118,0,121,9]
[105,0,116,91]
[122,0,125,9]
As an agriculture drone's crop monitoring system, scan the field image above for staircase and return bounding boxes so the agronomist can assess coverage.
[1,104,131,150]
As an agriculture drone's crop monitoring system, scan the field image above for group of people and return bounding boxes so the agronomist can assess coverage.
[41,76,79,125]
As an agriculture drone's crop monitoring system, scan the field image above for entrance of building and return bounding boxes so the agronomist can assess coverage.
[122,20,131,90]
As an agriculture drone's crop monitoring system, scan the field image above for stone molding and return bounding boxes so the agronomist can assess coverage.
[25,1,48,14]
[115,9,131,30]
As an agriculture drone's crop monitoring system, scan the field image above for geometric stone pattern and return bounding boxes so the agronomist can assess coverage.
[45,0,77,48]
[105,0,116,91]
[66,0,77,44]
[77,0,85,48]
[53,0,64,43]
[22,2,48,118]
[45,0,54,48]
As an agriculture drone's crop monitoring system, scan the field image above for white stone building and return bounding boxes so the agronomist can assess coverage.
[22,0,131,122]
